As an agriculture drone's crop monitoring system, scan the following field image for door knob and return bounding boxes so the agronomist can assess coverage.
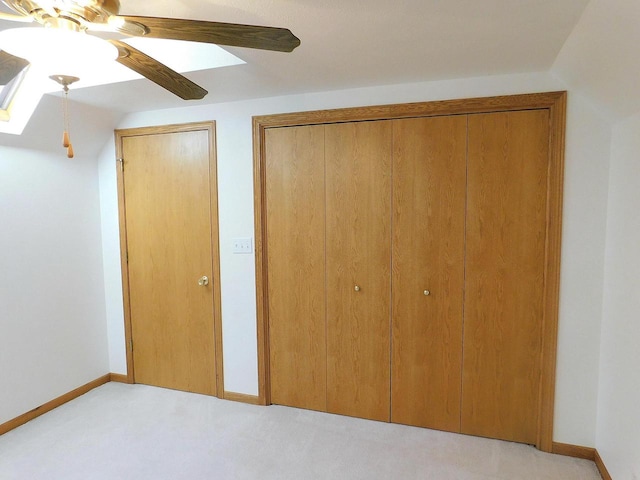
[198,276,209,286]
[354,285,361,292]
[423,290,430,296]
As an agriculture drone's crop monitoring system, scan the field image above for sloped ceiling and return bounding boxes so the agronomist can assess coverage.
[0,0,591,114]
[552,0,640,122]
[5,0,640,152]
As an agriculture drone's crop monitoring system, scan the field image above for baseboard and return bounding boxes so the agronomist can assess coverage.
[0,378,617,480]
[109,373,130,383]
[552,442,596,460]
[552,442,612,480]
[0,374,111,436]
[223,391,262,405]
[594,450,613,480]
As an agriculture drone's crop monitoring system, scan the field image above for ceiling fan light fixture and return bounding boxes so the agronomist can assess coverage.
[0,27,118,78]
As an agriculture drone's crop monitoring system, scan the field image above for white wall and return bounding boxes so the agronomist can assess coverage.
[552,0,640,122]
[597,113,640,480]
[553,87,611,446]
[0,145,109,425]
[99,71,610,447]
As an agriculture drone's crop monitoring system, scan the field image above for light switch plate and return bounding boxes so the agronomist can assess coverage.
[233,237,253,254]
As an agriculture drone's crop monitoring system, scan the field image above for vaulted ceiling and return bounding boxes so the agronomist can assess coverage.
[2,0,639,147]
[0,0,591,113]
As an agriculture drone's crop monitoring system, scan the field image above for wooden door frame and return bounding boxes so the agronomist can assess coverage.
[253,92,567,452]
[115,121,224,397]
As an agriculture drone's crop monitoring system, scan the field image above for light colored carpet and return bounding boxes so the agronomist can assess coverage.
[0,383,600,480]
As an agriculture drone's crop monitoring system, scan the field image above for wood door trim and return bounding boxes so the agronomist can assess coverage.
[536,96,567,452]
[253,118,271,405]
[114,121,224,397]
[223,391,263,405]
[253,92,567,449]
[253,92,566,128]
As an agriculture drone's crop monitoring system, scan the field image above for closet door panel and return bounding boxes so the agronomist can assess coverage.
[265,125,327,411]
[325,121,392,422]
[462,110,549,444]
[391,116,467,432]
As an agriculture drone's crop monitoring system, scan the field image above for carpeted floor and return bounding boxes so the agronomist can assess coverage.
[0,383,601,479]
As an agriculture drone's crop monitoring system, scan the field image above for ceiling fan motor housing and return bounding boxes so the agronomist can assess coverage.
[3,0,121,27]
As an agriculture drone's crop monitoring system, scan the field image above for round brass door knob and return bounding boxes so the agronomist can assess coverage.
[198,276,209,286]
[354,285,361,292]
[423,290,430,296]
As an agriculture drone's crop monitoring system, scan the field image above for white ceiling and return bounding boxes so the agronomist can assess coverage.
[0,0,591,113]
[552,0,640,120]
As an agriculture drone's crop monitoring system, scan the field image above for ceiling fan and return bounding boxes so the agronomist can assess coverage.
[0,0,301,100]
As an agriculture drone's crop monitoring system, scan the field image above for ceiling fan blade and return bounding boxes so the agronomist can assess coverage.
[0,50,29,85]
[109,39,207,101]
[112,16,301,53]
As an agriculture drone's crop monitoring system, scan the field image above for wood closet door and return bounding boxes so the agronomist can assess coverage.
[462,110,550,444]
[391,116,467,432]
[122,129,218,396]
[265,125,327,411]
[325,121,392,422]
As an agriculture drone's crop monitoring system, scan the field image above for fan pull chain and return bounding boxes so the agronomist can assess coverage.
[50,75,79,159]
[62,85,74,158]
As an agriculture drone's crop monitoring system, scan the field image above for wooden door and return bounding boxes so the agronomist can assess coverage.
[391,116,467,432]
[325,121,393,422]
[265,125,327,411]
[120,126,220,396]
[462,110,550,443]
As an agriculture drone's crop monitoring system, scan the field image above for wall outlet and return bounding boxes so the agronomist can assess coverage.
[233,237,253,254]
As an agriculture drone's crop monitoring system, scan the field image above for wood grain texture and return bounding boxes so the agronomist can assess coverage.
[117,122,223,392]
[537,91,567,452]
[109,373,130,384]
[122,128,217,396]
[551,442,596,461]
[115,140,134,384]
[595,450,613,480]
[462,110,550,444]
[110,40,207,100]
[118,16,300,52]
[0,50,28,85]
[391,116,467,432]
[325,121,393,422]
[253,92,567,449]
[206,126,226,401]
[253,117,271,406]
[253,92,567,129]
[223,391,263,405]
[0,375,110,436]
[265,125,327,411]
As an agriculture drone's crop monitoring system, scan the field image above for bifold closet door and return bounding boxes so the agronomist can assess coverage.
[462,110,550,444]
[325,121,393,422]
[391,116,467,432]
[265,125,327,411]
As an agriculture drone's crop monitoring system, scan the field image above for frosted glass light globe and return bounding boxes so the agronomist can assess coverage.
[0,27,118,78]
